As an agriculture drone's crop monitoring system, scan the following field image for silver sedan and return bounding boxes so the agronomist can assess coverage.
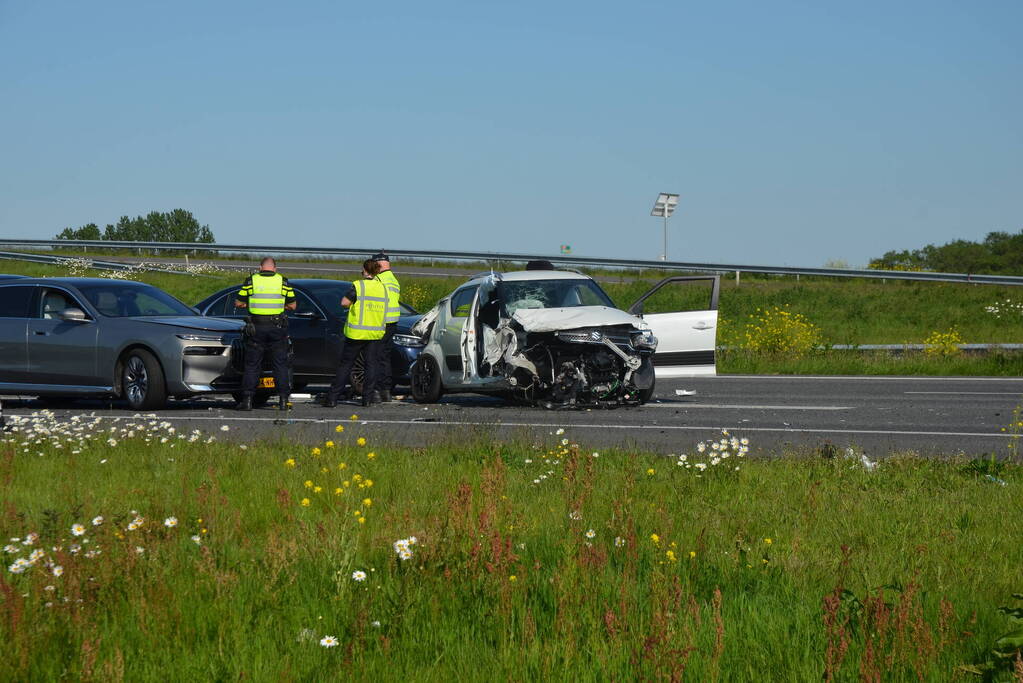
[0,277,246,409]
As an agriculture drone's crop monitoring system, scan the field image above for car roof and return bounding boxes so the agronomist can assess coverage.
[0,276,140,286]
[466,270,593,285]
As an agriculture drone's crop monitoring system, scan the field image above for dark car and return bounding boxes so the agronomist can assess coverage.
[0,277,246,409]
[195,279,424,396]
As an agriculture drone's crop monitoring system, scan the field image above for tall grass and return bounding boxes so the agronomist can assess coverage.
[1,415,1021,680]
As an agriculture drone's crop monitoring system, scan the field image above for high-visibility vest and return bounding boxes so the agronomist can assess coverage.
[248,273,286,315]
[345,279,387,340]
[376,270,401,324]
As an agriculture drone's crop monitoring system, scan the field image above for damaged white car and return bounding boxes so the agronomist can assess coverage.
[408,269,719,408]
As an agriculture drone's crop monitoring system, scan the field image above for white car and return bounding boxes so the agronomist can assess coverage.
[409,269,719,408]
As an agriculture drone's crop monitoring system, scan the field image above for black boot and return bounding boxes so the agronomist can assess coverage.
[321,393,337,408]
[363,390,382,407]
[379,389,392,403]
[278,395,291,411]
[235,393,253,411]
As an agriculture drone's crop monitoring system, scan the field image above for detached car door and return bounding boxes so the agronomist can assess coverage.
[627,276,720,378]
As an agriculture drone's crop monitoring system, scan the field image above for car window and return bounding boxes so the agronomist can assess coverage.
[449,287,478,318]
[498,279,614,315]
[287,291,322,318]
[39,289,87,320]
[0,285,34,318]
[205,291,241,316]
[77,282,195,317]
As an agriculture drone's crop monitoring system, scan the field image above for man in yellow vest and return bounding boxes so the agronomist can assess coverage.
[322,259,387,408]
[234,256,296,411]
[371,251,401,402]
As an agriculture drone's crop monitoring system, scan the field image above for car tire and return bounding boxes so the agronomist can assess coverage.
[120,349,167,410]
[410,354,442,403]
[637,374,656,404]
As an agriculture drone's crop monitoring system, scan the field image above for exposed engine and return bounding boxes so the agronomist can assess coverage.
[498,326,655,409]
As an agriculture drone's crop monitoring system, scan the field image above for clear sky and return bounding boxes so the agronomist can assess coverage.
[1,0,1020,267]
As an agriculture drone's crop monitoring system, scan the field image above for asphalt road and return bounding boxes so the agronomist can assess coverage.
[5,375,1022,458]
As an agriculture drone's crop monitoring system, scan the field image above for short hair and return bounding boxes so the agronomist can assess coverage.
[525,259,554,271]
[260,257,276,269]
[363,259,381,276]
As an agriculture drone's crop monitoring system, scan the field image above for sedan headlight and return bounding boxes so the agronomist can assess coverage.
[631,329,657,349]
[176,333,225,342]
[393,333,426,348]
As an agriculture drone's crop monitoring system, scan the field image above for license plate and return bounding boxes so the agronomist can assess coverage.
[258,377,275,388]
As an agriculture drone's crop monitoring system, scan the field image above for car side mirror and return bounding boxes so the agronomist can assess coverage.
[60,308,89,322]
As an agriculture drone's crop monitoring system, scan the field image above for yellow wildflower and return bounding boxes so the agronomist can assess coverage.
[321,467,329,474]
[650,533,660,545]
[764,538,773,545]
[352,474,363,482]
[350,414,358,421]
[689,551,696,559]
[334,488,343,495]
[335,425,344,433]
[366,451,376,460]
[509,575,517,582]
[357,517,366,524]
[353,510,362,517]
[646,468,655,476]
[304,480,314,488]
[284,458,296,467]
[362,498,372,507]
[364,479,373,487]
[338,462,347,470]
[313,486,322,493]
[343,480,351,488]
[325,441,335,448]
[666,550,677,562]
[357,437,367,447]
[311,447,321,456]
[300,498,311,507]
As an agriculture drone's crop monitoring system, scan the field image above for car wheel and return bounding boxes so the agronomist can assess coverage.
[120,349,167,410]
[350,353,365,396]
[410,354,442,403]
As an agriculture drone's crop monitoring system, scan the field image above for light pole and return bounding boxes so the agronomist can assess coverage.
[650,193,679,261]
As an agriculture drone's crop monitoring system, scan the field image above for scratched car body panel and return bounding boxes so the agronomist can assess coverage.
[409,271,719,408]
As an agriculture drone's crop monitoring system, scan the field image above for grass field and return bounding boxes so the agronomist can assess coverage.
[2,414,1022,680]
[3,259,1023,375]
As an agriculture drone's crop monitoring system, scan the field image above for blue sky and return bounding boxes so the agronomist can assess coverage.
[1,0,1020,267]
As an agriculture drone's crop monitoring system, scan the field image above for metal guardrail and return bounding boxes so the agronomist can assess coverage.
[1,238,1022,286]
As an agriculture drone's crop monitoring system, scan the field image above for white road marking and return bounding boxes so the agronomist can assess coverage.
[6,412,1012,439]
[904,391,1023,395]
[705,375,1023,382]
[648,403,851,410]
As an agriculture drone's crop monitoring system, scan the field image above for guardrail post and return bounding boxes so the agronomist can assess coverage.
[735,270,740,286]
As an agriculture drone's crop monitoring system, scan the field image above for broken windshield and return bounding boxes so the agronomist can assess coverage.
[497,279,615,316]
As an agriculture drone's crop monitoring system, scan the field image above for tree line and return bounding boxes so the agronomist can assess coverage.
[869,230,1023,275]
[55,209,215,244]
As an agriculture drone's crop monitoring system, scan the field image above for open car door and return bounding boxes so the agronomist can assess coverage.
[627,276,720,378]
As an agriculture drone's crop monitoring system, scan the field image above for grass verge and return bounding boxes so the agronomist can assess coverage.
[2,414,1022,680]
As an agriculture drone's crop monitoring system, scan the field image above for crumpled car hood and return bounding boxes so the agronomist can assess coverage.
[512,306,642,333]
[134,316,245,332]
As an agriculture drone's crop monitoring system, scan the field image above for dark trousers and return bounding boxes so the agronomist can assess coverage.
[242,323,291,396]
[328,337,378,401]
[375,323,396,392]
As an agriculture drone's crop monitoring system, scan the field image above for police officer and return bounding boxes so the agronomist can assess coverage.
[322,259,387,408]
[234,257,296,411]
[372,251,400,402]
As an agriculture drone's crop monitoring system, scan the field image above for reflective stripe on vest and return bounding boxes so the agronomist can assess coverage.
[249,273,286,315]
[376,270,401,323]
[345,279,387,340]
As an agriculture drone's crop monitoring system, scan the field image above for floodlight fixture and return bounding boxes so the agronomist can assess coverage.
[650,193,680,260]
